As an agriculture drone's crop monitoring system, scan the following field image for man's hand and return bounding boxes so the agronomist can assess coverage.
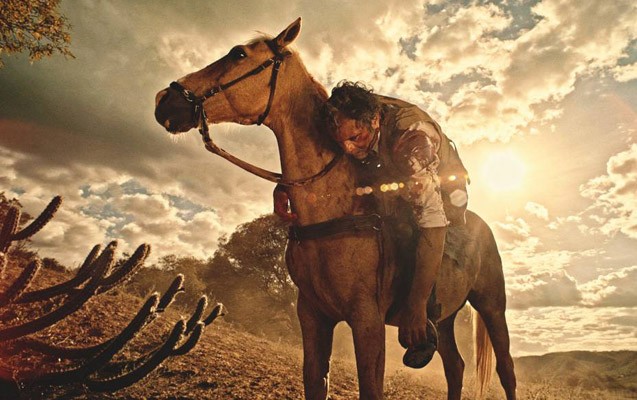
[273,185,298,222]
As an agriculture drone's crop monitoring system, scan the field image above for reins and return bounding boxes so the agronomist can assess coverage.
[169,39,342,187]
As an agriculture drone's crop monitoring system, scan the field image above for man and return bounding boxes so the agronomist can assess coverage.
[275,81,469,368]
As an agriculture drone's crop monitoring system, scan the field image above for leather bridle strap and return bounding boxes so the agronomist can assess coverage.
[169,40,342,187]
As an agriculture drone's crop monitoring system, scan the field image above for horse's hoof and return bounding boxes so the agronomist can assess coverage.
[402,342,437,369]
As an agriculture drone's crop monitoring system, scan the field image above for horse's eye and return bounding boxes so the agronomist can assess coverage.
[228,46,247,60]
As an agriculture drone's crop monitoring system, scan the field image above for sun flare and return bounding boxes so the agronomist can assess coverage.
[481,150,527,192]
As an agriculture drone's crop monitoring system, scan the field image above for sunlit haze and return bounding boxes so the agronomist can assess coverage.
[1,0,636,358]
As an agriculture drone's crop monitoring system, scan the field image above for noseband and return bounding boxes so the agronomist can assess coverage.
[168,39,342,187]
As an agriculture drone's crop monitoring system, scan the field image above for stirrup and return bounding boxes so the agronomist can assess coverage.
[402,320,439,369]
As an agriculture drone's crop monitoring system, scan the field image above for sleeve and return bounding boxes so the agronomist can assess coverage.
[391,122,440,177]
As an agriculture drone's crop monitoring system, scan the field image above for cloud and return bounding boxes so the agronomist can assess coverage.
[580,144,637,239]
[525,201,549,220]
[507,270,582,309]
[579,266,637,307]
[507,306,637,356]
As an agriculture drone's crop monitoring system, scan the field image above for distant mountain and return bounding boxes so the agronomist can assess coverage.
[515,350,637,394]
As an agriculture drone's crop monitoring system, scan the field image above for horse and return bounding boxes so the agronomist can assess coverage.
[154,18,516,400]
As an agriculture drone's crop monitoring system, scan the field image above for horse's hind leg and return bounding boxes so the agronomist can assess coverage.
[298,293,337,400]
[437,311,464,400]
[469,291,517,400]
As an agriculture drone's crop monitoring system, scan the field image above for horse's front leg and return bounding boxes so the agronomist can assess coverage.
[350,305,386,400]
[298,293,337,400]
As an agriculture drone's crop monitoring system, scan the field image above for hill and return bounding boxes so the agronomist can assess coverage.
[2,262,636,399]
[515,350,637,394]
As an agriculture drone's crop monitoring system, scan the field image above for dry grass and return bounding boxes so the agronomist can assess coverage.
[2,262,635,399]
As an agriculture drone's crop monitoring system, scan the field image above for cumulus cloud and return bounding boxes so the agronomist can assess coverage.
[579,266,637,307]
[525,201,549,220]
[507,270,581,309]
[580,144,637,239]
[507,306,637,356]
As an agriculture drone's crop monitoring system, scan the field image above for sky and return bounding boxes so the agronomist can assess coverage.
[1,0,636,357]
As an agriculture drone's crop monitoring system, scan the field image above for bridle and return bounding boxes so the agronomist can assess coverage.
[168,39,342,187]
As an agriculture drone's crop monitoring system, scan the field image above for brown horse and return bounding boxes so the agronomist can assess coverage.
[154,18,516,400]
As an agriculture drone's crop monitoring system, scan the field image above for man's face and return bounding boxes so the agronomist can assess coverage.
[332,112,380,160]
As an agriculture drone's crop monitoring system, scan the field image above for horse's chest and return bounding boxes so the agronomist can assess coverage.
[286,239,379,320]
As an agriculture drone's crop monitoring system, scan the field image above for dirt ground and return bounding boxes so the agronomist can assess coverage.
[2,262,633,400]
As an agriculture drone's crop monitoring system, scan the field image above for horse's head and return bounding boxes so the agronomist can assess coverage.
[154,18,302,134]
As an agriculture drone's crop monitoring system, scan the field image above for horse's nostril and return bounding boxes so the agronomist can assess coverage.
[155,89,169,108]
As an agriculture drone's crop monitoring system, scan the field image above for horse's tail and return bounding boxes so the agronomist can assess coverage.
[472,307,493,399]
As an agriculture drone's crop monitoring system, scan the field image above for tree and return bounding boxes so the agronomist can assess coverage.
[209,214,294,305]
[204,214,299,341]
[0,0,74,68]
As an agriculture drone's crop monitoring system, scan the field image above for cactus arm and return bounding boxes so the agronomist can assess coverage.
[172,322,204,356]
[0,207,20,252]
[0,252,7,279]
[95,244,150,294]
[20,294,161,386]
[0,246,112,342]
[17,293,161,361]
[85,319,186,392]
[157,274,185,312]
[203,303,226,326]
[0,260,41,308]
[11,196,62,242]
[16,246,103,304]
[185,295,208,333]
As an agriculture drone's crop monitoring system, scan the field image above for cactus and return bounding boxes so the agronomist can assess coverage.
[157,274,185,312]
[0,195,225,394]
[0,206,20,252]
[186,295,208,333]
[0,248,111,342]
[0,196,61,253]
[15,245,102,304]
[0,252,6,278]
[11,196,62,242]
[0,259,40,308]
[95,244,150,294]
[85,319,186,392]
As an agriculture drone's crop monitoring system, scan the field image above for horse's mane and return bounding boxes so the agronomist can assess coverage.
[246,34,328,99]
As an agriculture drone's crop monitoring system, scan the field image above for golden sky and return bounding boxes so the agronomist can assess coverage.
[1,0,636,356]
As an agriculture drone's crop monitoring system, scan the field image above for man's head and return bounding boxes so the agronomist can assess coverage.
[324,81,381,159]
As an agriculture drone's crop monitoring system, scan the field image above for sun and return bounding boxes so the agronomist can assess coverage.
[481,150,527,192]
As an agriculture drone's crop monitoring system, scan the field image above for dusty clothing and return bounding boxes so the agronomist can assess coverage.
[370,95,468,227]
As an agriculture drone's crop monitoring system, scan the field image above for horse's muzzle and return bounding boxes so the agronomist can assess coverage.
[154,87,197,133]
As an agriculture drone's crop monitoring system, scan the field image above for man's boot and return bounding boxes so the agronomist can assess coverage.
[399,226,446,369]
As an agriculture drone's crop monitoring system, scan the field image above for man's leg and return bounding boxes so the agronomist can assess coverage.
[399,226,446,368]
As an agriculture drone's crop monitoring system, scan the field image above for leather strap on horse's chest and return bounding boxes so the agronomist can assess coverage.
[288,214,383,241]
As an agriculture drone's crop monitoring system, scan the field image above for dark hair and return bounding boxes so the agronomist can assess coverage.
[323,80,381,133]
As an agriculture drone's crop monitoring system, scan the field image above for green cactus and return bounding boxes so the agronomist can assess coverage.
[0,259,41,308]
[203,303,226,326]
[21,293,160,386]
[186,295,208,333]
[85,319,186,392]
[0,252,6,279]
[11,196,62,242]
[172,322,204,356]
[1,194,224,393]
[16,245,102,304]
[157,274,185,312]
[96,244,150,294]
[0,206,20,253]
[18,293,161,361]
[0,246,111,342]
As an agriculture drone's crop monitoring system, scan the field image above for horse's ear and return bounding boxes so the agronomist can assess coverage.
[274,17,301,50]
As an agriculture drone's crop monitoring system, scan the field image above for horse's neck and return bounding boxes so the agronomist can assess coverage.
[268,68,356,225]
